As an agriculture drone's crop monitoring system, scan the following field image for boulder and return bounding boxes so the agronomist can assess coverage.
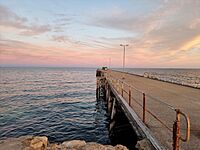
[28,136,48,150]
[135,139,152,150]
[0,136,129,150]
[81,142,107,150]
[49,143,62,150]
[0,137,24,150]
[114,144,128,150]
[62,140,86,149]
[104,145,115,150]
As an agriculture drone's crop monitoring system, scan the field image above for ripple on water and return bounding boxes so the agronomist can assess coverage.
[0,68,110,144]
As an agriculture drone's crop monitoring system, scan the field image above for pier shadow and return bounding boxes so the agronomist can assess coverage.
[109,101,138,150]
[96,86,138,150]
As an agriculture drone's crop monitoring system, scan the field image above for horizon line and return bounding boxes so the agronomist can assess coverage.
[0,66,199,69]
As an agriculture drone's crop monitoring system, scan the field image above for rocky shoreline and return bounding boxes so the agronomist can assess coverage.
[143,72,200,89]
[0,136,151,150]
[0,136,129,150]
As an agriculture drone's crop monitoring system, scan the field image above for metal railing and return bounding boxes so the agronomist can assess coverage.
[105,72,190,150]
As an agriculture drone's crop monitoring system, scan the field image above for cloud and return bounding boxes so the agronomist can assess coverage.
[20,25,51,36]
[52,13,74,32]
[0,1,199,68]
[51,35,72,43]
[0,38,55,56]
[0,5,51,36]
[179,35,200,50]
[88,0,200,67]
[51,34,117,50]
[0,5,27,28]
[0,38,115,67]
[90,0,200,54]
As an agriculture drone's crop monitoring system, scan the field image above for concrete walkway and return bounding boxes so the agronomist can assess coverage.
[107,70,200,150]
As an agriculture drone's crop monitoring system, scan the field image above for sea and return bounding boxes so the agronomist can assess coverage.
[0,67,109,144]
[0,67,199,144]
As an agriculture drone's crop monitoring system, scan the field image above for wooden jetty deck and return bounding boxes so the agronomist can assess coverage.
[96,69,200,150]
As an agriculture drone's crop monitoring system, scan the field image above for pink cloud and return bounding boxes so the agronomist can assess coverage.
[0,38,116,67]
[0,5,51,36]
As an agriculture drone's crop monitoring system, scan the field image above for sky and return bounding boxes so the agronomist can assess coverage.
[0,0,200,68]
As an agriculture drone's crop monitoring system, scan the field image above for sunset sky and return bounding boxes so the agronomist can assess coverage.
[0,0,200,68]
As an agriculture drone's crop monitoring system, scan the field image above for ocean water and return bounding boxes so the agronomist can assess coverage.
[0,67,110,144]
[114,68,200,88]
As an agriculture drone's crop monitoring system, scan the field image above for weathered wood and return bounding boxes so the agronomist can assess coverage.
[111,98,116,120]
[109,120,116,131]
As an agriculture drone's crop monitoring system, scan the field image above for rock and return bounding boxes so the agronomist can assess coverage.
[0,136,129,150]
[0,136,35,150]
[114,144,128,150]
[62,140,86,149]
[48,143,62,150]
[135,139,152,150]
[0,138,24,150]
[28,136,48,150]
[81,142,107,150]
[104,145,115,150]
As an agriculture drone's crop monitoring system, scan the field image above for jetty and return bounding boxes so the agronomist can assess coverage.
[96,69,200,150]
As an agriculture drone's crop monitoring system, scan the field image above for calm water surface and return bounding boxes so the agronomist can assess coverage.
[0,67,110,144]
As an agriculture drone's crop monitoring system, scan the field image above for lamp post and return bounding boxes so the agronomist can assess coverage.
[120,44,128,72]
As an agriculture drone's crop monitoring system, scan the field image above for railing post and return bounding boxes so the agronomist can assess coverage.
[129,87,131,106]
[117,80,119,92]
[121,82,124,97]
[143,93,146,124]
[173,109,181,150]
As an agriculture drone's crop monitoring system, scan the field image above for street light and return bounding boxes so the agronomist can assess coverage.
[120,44,129,72]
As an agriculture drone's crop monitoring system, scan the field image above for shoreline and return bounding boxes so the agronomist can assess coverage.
[111,69,200,89]
[0,135,151,150]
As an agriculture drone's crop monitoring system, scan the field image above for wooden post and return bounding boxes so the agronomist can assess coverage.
[106,83,108,101]
[129,88,131,106]
[108,97,112,115]
[117,80,119,92]
[143,93,146,124]
[121,82,124,97]
[111,98,116,120]
[97,79,100,99]
[107,84,110,102]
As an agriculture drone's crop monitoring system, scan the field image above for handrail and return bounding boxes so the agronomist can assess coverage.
[104,71,190,150]
[177,109,190,142]
[107,73,175,110]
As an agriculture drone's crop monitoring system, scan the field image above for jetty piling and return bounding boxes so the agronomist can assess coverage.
[96,69,191,150]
